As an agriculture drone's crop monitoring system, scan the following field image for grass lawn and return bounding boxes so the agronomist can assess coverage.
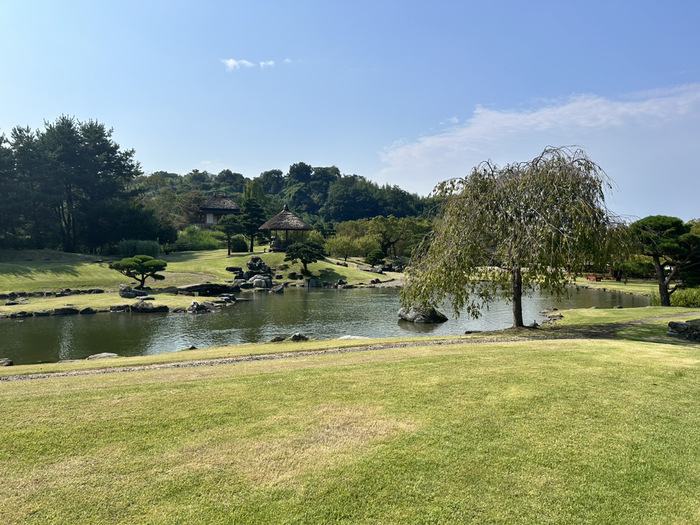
[2,336,700,523]
[573,277,657,297]
[0,249,398,314]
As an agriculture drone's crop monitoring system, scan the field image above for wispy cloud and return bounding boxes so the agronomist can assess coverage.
[377,84,700,220]
[260,60,275,69]
[221,58,255,71]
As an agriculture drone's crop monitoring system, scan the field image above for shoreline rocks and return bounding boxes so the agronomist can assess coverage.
[398,306,448,324]
[667,319,700,342]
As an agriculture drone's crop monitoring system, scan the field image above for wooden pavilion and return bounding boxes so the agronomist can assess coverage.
[258,205,313,252]
[197,194,240,228]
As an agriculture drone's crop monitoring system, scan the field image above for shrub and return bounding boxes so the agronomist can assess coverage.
[230,234,249,253]
[118,239,161,258]
[365,249,385,266]
[671,288,700,307]
[173,226,222,251]
[651,287,700,307]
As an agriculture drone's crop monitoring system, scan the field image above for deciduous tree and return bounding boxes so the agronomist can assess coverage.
[402,146,626,328]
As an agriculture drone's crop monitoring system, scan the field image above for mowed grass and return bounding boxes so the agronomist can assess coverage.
[573,277,657,297]
[0,249,395,297]
[2,338,700,523]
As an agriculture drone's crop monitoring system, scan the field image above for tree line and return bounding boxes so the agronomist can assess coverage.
[0,117,430,252]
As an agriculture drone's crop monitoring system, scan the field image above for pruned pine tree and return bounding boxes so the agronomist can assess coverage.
[401,146,627,328]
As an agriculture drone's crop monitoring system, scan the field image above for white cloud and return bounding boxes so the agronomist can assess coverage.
[284,58,293,64]
[440,116,459,125]
[221,58,255,71]
[377,84,700,221]
[260,60,275,69]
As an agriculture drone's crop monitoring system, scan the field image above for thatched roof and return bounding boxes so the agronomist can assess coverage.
[259,206,313,231]
[199,194,240,213]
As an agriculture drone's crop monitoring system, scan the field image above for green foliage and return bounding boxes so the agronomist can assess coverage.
[117,239,161,258]
[240,198,267,252]
[630,215,700,306]
[284,242,325,273]
[230,234,249,253]
[174,226,221,251]
[108,254,167,289]
[365,249,386,266]
[403,146,626,327]
[655,287,700,307]
[325,234,361,261]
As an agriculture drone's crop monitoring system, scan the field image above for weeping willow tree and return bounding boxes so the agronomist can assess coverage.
[401,146,628,328]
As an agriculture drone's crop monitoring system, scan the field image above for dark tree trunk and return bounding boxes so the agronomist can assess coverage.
[653,255,672,306]
[511,265,524,327]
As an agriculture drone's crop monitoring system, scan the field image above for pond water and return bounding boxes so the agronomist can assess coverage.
[2,286,650,365]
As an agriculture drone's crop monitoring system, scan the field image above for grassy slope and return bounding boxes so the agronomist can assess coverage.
[0,249,398,314]
[2,337,700,523]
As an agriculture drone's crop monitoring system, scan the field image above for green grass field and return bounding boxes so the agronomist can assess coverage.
[4,250,700,522]
[0,249,399,315]
[2,335,700,524]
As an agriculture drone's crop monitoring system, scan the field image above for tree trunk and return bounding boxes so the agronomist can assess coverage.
[249,235,254,253]
[511,266,524,327]
[652,255,671,306]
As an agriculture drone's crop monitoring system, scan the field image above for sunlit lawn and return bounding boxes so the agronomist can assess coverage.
[2,337,700,523]
[0,248,392,300]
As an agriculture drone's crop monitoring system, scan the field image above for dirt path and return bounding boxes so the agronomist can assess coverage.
[3,311,699,383]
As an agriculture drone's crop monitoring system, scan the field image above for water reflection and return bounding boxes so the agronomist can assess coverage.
[2,286,649,365]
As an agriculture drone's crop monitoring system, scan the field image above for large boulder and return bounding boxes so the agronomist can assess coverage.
[130,301,169,313]
[248,274,272,288]
[119,284,148,299]
[0,358,13,366]
[667,319,700,342]
[247,256,271,275]
[398,306,448,324]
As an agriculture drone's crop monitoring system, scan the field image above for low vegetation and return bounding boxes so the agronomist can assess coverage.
[2,333,700,523]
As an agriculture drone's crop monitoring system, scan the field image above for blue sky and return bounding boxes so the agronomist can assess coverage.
[1,0,699,221]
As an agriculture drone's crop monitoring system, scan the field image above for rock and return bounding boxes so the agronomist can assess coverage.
[9,311,31,318]
[110,305,130,313]
[247,256,271,275]
[86,352,119,360]
[0,358,13,366]
[667,319,700,342]
[34,310,52,317]
[186,301,215,314]
[51,307,80,316]
[398,306,448,324]
[270,284,285,294]
[130,301,169,313]
[79,307,97,315]
[248,274,272,288]
[170,307,187,313]
[289,332,309,342]
[307,279,320,288]
[338,335,370,340]
[177,283,240,296]
[5,301,19,306]
[119,284,148,299]
[269,335,286,342]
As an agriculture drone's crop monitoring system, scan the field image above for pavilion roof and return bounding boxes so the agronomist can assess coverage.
[259,206,313,231]
[199,194,240,213]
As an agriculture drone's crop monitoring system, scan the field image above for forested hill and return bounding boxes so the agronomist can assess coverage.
[0,117,431,252]
[137,162,430,231]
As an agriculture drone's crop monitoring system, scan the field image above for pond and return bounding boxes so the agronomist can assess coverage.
[2,286,650,365]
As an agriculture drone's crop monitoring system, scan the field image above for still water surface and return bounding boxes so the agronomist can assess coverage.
[2,287,650,365]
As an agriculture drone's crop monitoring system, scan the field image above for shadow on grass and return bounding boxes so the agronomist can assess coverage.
[0,262,82,279]
[316,267,348,284]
